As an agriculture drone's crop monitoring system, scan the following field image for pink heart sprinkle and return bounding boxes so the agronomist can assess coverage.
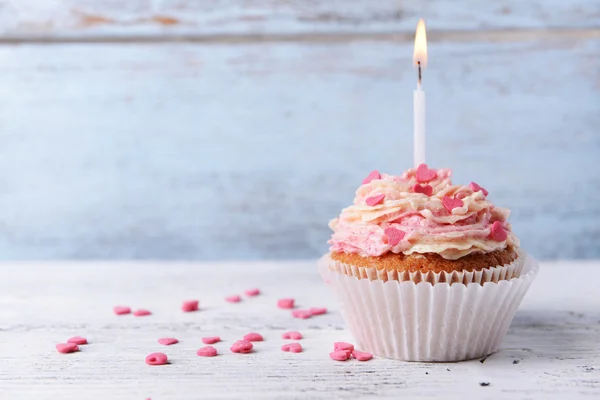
[416,164,437,183]
[56,343,79,354]
[282,331,303,340]
[292,309,312,319]
[197,346,218,357]
[202,336,221,345]
[277,298,295,309]
[365,194,385,206]
[230,340,253,354]
[333,342,354,352]
[244,288,260,296]
[145,352,168,365]
[281,343,303,353]
[225,295,241,303]
[470,182,489,196]
[309,307,327,316]
[362,170,381,185]
[352,350,373,361]
[329,350,350,361]
[442,196,464,212]
[67,336,88,345]
[133,309,152,317]
[243,332,264,342]
[158,338,179,346]
[181,300,199,312]
[384,228,406,246]
[413,184,433,196]
[490,221,508,241]
[113,306,131,315]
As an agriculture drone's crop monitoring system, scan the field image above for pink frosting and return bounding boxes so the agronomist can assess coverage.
[329,166,519,260]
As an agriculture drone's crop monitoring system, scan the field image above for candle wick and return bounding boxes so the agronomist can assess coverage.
[417,61,422,87]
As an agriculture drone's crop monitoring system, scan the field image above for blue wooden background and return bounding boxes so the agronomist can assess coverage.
[0,0,598,260]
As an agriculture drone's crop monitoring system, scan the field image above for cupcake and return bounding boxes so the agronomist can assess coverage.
[318,164,539,362]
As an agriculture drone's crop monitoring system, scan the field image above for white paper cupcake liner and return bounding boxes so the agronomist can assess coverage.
[318,251,539,362]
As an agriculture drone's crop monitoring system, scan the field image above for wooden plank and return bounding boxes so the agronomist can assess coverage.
[0,39,598,260]
[0,260,598,399]
[0,0,599,39]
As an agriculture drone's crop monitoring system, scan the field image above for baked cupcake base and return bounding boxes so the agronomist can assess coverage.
[318,251,539,362]
[331,246,518,274]
[328,247,523,285]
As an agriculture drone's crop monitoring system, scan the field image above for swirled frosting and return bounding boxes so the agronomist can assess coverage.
[329,165,519,260]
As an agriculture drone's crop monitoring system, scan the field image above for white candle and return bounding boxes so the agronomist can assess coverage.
[413,84,426,166]
[413,18,428,167]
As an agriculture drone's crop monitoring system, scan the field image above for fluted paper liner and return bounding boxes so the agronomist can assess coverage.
[318,251,539,362]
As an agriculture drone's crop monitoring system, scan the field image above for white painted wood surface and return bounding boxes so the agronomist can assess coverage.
[0,260,598,399]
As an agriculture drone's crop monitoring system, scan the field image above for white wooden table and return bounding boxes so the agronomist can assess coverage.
[0,260,598,399]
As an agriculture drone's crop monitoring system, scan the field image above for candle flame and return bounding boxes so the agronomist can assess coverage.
[413,18,427,68]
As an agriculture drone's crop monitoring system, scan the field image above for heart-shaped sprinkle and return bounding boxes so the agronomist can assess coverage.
[281,343,303,353]
[197,346,218,357]
[490,221,508,241]
[67,336,88,345]
[181,300,199,312]
[442,196,464,212]
[113,306,131,315]
[416,164,437,183]
[413,184,433,196]
[352,350,373,361]
[277,298,295,309]
[244,288,260,296]
[133,309,152,317]
[362,170,381,185]
[365,194,385,206]
[309,307,327,316]
[292,309,312,319]
[230,340,253,354]
[470,182,489,196]
[333,342,354,352]
[282,331,303,340]
[225,295,241,303]
[202,336,221,344]
[243,332,264,342]
[329,350,350,361]
[158,338,179,346]
[384,228,406,246]
[56,343,79,354]
[145,352,168,365]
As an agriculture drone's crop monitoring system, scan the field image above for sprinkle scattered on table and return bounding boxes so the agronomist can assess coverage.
[145,352,168,366]
[67,336,88,345]
[133,309,152,317]
[202,336,221,345]
[291,309,312,319]
[225,295,242,303]
[282,331,303,340]
[158,338,179,346]
[113,306,131,315]
[244,288,260,296]
[56,343,79,354]
[281,343,302,353]
[277,298,295,309]
[197,346,218,357]
[181,300,199,312]
[243,332,264,342]
[230,340,253,354]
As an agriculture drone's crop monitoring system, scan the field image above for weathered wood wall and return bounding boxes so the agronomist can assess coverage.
[0,1,598,260]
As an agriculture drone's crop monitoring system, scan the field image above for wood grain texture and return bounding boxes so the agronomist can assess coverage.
[0,260,598,399]
[0,39,598,260]
[0,0,599,39]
